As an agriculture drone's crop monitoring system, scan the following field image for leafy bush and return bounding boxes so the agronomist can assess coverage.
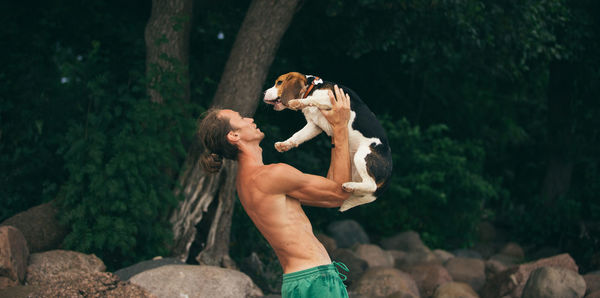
[348,117,500,248]
[56,42,197,269]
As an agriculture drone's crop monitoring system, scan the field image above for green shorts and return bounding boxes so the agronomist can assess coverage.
[281,263,349,298]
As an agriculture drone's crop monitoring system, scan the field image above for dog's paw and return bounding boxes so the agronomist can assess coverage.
[274,141,296,152]
[342,182,358,193]
[287,99,304,110]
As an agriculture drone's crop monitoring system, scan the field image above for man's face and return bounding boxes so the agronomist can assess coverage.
[219,109,264,143]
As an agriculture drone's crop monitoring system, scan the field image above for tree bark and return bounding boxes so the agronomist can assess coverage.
[169,0,300,266]
[144,0,192,103]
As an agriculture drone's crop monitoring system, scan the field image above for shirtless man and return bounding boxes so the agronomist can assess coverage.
[197,85,352,298]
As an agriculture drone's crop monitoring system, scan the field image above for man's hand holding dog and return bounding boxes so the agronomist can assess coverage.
[321,85,351,127]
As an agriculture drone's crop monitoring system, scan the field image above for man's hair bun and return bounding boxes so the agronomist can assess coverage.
[201,152,223,173]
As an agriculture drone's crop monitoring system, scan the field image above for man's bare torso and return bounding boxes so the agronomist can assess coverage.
[236,164,331,274]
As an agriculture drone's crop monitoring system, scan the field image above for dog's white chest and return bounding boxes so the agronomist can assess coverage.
[302,107,334,136]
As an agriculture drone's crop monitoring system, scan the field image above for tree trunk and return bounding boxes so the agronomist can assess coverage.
[540,61,576,205]
[169,0,300,267]
[144,0,192,103]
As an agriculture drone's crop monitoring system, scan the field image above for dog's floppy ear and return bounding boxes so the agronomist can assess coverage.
[280,75,305,106]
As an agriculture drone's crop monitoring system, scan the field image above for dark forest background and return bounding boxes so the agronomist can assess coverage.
[1,0,599,273]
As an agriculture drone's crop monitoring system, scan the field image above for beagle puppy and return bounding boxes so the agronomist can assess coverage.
[263,72,392,211]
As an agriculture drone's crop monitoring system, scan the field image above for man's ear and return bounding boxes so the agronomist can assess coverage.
[227,131,239,143]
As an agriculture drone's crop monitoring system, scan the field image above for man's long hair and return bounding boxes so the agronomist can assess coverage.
[197,108,239,173]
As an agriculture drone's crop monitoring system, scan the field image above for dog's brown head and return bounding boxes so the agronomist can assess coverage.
[263,72,307,111]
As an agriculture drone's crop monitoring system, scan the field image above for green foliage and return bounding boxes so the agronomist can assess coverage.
[346,117,498,248]
[56,42,197,269]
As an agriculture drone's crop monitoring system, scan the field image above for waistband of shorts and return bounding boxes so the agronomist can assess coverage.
[282,264,338,283]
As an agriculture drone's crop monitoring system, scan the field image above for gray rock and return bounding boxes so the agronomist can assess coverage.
[498,242,525,261]
[27,272,154,297]
[587,290,600,298]
[351,267,419,298]
[25,250,106,285]
[522,266,586,298]
[316,233,337,254]
[381,231,429,253]
[433,281,479,298]
[584,273,600,295]
[485,259,508,280]
[406,264,453,297]
[472,242,496,259]
[396,250,441,270]
[444,257,486,292]
[481,253,579,298]
[0,226,29,289]
[433,249,454,263]
[451,249,483,260]
[130,265,262,298]
[114,257,185,281]
[327,220,369,248]
[353,244,394,268]
[240,252,281,294]
[489,253,520,267]
[0,201,66,253]
[331,248,368,286]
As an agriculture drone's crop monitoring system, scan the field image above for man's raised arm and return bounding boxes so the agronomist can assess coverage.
[324,85,352,187]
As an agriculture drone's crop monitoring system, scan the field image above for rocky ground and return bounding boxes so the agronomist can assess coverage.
[1,203,599,297]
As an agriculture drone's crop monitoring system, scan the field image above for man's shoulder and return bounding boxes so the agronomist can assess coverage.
[250,163,302,193]
[255,163,297,177]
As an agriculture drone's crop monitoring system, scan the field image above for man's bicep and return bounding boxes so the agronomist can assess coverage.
[287,174,348,204]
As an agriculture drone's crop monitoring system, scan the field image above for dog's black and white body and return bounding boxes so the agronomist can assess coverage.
[263,72,392,211]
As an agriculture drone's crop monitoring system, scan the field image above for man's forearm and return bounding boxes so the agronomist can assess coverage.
[328,125,351,184]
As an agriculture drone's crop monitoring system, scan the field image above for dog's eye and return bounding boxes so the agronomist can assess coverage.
[276,81,282,86]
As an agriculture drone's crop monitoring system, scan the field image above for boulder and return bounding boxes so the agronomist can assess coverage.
[0,284,43,297]
[433,282,479,298]
[114,257,185,281]
[0,226,29,289]
[444,257,486,292]
[28,272,154,297]
[522,266,586,298]
[480,253,579,298]
[25,250,106,285]
[584,273,600,295]
[331,248,368,286]
[498,242,525,261]
[396,250,441,270]
[451,249,483,260]
[239,252,281,294]
[316,233,337,254]
[488,253,520,267]
[588,290,600,298]
[353,244,394,268]
[381,231,429,253]
[351,267,419,298]
[485,259,508,280]
[0,201,67,253]
[473,243,496,259]
[327,220,370,248]
[130,265,262,298]
[406,264,453,297]
[433,249,454,263]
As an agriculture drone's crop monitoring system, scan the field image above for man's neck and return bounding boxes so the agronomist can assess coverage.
[237,143,264,170]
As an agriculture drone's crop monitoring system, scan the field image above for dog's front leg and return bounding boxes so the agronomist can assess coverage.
[275,122,323,152]
[288,90,332,110]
